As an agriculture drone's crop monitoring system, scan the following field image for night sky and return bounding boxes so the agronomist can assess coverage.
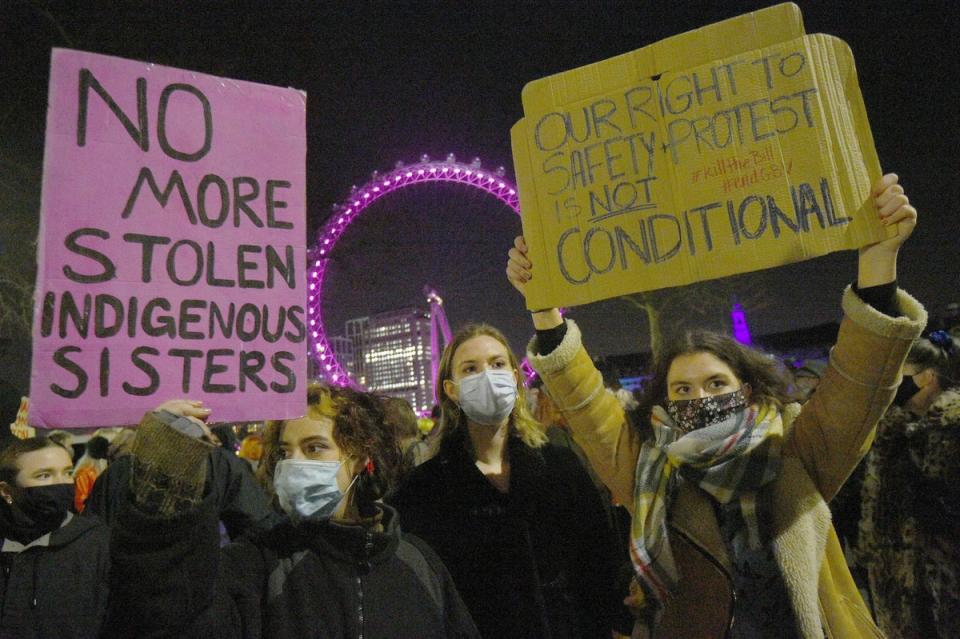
[2,0,958,394]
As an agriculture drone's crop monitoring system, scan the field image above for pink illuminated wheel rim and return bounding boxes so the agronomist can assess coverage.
[308,158,520,387]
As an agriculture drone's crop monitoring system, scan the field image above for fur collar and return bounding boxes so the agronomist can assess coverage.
[763,403,832,639]
[927,387,960,425]
[769,457,832,639]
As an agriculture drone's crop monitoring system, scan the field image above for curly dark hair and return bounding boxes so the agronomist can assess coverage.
[635,330,790,431]
[258,383,403,517]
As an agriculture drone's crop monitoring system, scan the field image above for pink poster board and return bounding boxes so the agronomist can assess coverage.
[29,49,308,429]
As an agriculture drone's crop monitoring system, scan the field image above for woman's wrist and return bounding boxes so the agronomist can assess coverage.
[857,247,898,288]
[531,308,563,330]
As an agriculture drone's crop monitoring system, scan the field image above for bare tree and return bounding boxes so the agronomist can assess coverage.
[622,275,769,361]
[0,155,39,341]
[0,2,83,343]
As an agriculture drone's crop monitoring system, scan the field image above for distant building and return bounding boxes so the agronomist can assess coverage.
[327,335,356,378]
[346,307,433,413]
[731,302,752,345]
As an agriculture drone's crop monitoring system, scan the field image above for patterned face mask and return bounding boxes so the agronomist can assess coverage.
[664,388,749,433]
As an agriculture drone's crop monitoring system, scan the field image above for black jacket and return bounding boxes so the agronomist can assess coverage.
[0,513,110,639]
[84,446,280,540]
[389,429,622,639]
[105,496,479,639]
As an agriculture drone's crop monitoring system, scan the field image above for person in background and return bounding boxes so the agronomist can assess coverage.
[790,360,827,402]
[104,386,479,638]
[382,395,431,470]
[237,433,263,472]
[609,379,639,412]
[0,383,21,449]
[535,380,636,635]
[72,429,113,512]
[105,428,137,461]
[210,424,240,454]
[0,436,110,638]
[390,324,624,639]
[507,173,925,638]
[533,383,608,498]
[857,330,960,638]
[45,429,77,462]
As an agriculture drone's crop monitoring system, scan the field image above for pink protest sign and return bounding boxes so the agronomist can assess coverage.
[29,49,308,428]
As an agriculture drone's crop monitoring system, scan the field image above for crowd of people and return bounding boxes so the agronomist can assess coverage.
[0,173,955,638]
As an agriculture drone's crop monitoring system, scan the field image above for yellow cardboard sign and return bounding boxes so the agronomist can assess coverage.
[512,3,887,310]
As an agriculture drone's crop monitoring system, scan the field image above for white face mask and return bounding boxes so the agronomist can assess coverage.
[457,369,518,426]
[273,458,358,522]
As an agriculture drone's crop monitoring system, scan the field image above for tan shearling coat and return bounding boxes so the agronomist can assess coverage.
[527,287,926,639]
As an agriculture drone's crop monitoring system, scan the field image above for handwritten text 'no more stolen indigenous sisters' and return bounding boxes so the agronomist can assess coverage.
[30,50,307,428]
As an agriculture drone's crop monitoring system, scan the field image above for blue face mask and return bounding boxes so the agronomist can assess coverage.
[457,369,518,426]
[273,459,358,522]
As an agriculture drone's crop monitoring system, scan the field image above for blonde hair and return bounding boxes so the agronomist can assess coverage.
[435,324,546,449]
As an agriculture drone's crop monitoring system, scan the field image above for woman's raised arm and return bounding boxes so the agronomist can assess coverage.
[506,235,563,331]
[857,172,917,287]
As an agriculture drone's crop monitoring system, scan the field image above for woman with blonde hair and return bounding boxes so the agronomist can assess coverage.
[390,323,624,638]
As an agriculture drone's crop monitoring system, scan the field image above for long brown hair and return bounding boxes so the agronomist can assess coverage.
[636,330,790,426]
[435,323,546,448]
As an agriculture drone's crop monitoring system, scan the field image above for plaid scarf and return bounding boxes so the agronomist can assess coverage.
[630,401,784,615]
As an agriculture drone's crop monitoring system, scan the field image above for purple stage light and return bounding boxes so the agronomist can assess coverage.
[307,158,522,388]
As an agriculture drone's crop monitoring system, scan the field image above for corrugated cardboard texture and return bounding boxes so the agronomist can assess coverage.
[512,3,888,310]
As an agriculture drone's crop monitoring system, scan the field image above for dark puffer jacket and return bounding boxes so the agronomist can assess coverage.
[0,513,110,639]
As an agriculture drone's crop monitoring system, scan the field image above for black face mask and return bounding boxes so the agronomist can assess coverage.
[892,375,920,408]
[0,483,75,545]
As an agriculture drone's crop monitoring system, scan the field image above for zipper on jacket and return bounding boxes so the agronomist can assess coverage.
[356,575,364,639]
[670,526,736,638]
